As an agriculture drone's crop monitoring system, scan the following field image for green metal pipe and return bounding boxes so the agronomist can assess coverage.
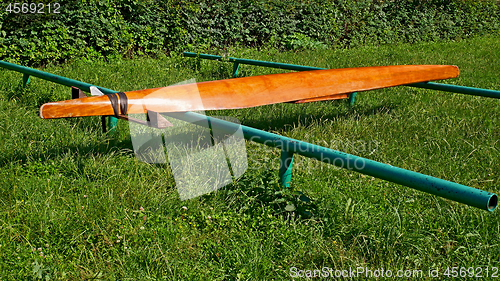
[230,57,320,71]
[183,51,324,71]
[0,60,118,131]
[348,93,357,106]
[183,52,223,61]
[409,82,500,99]
[107,116,117,131]
[279,149,294,188]
[232,62,240,78]
[166,111,498,212]
[22,73,30,87]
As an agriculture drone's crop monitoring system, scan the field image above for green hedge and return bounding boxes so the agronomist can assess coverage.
[1,0,499,66]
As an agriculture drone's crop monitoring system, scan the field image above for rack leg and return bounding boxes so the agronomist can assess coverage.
[349,92,357,106]
[107,117,117,132]
[232,63,240,78]
[279,149,294,188]
[22,74,30,87]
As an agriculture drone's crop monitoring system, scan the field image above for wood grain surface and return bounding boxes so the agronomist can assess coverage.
[40,65,459,119]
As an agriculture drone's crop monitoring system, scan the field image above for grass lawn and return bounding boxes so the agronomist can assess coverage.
[0,34,499,280]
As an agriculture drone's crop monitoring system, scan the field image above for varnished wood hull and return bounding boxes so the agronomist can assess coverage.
[39,65,459,119]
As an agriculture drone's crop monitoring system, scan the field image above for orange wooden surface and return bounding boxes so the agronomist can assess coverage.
[40,65,459,119]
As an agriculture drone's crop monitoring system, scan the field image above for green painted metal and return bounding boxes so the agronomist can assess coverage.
[409,82,500,99]
[232,62,240,78]
[348,93,357,106]
[109,117,117,132]
[166,111,498,212]
[279,149,294,188]
[108,116,117,131]
[22,73,30,87]
[183,52,222,61]
[230,57,320,71]
[0,60,118,132]
[183,51,324,71]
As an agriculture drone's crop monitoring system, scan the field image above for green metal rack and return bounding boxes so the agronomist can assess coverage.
[0,59,497,212]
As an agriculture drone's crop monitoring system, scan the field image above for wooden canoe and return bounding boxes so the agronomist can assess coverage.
[39,65,459,119]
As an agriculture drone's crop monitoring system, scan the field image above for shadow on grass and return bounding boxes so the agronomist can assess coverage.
[0,125,134,168]
[234,102,400,132]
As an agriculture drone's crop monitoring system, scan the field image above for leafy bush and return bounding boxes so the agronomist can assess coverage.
[0,0,499,66]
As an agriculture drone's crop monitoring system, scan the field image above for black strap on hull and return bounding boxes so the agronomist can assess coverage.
[106,91,128,116]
